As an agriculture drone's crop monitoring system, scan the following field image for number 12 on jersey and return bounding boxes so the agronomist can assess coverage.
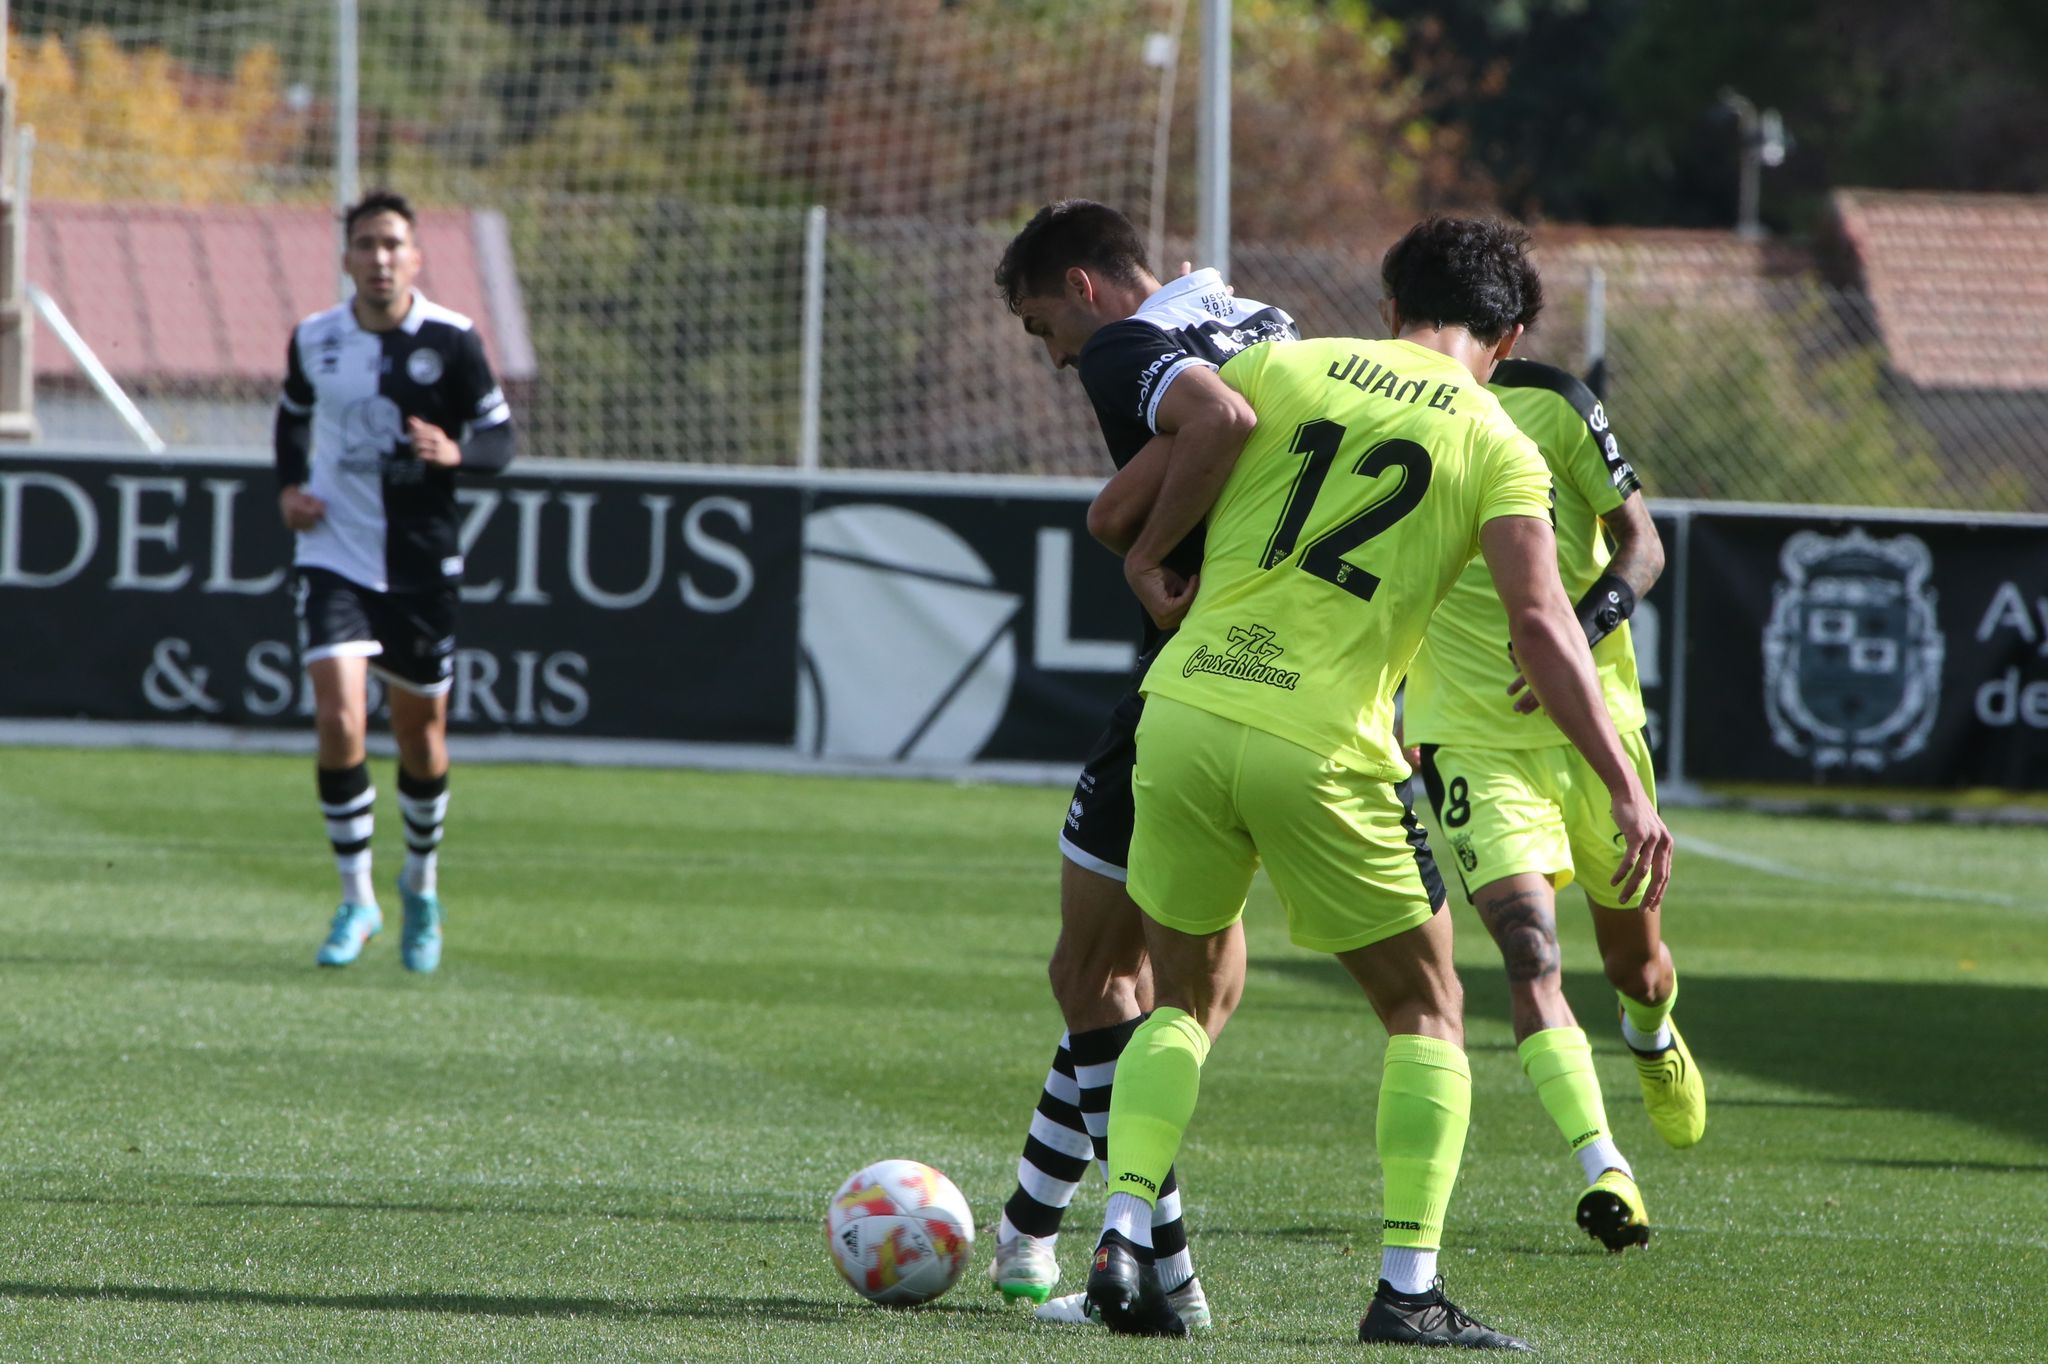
[1258,419,1432,602]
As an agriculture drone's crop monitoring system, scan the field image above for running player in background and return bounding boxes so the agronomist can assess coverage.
[986,200,1298,1329]
[275,189,515,973]
[1403,359,1705,1254]
[1087,217,1672,1347]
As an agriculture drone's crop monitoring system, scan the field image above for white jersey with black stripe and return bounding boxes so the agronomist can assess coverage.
[278,290,511,594]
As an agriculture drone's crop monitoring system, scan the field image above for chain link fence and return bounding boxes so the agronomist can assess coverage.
[10,1,2044,509]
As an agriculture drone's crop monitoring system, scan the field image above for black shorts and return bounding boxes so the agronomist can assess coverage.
[294,567,458,697]
[1058,687,1144,881]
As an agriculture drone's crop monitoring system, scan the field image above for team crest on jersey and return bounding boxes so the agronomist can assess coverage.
[407,348,445,385]
[1761,529,1944,770]
[1449,832,1478,873]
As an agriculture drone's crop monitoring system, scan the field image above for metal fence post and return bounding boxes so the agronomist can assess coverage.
[1196,0,1230,276]
[798,204,827,472]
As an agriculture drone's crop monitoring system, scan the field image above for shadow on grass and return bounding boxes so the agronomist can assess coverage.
[8,1190,808,1226]
[1256,961,2048,1148]
[0,1281,1001,1322]
[1829,1157,2048,1176]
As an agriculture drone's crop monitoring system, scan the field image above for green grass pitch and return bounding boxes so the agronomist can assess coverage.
[1,746,2043,1362]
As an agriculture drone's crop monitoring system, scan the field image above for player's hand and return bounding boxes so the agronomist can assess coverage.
[1125,555,1198,631]
[1608,785,1673,911]
[408,417,461,467]
[1402,743,1422,774]
[278,486,326,531]
[1506,669,1543,715]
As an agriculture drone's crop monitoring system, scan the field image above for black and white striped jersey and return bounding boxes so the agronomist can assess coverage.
[276,291,512,594]
[1075,268,1298,648]
[1076,269,1298,474]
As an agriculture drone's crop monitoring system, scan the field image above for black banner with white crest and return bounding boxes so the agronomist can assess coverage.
[1679,510,2048,790]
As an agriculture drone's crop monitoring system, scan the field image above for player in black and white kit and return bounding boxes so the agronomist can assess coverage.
[275,190,514,973]
[985,201,1298,1328]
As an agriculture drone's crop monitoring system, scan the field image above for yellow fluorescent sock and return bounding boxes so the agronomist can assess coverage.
[1105,1007,1211,1208]
[1620,966,1678,1035]
[1377,1034,1471,1251]
[1518,1026,1610,1152]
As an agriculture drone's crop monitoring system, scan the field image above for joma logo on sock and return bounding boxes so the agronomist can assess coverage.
[1383,1218,1423,1232]
[1116,1173,1159,1195]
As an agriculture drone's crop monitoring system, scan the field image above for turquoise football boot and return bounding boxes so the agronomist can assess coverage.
[316,902,382,967]
[399,879,443,974]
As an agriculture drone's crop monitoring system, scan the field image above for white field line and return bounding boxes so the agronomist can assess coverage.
[1680,834,2032,911]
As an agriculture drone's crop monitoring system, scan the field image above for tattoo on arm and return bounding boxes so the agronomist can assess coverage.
[1601,494,1665,598]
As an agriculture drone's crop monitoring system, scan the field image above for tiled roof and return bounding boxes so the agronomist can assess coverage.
[1832,189,2048,392]
[28,201,536,385]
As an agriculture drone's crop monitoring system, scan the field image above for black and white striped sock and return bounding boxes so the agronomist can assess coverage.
[397,768,448,896]
[997,1032,1094,1247]
[316,763,375,906]
[1074,1014,1198,1291]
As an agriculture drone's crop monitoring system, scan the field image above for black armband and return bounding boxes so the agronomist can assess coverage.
[1573,572,1636,650]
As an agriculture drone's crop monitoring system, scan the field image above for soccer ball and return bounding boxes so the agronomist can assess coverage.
[824,1159,975,1306]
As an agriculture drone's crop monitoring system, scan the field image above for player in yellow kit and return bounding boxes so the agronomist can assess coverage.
[1404,360,1706,1256]
[1081,217,1672,1349]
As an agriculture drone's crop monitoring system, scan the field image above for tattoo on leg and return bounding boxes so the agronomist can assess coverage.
[1480,889,1560,983]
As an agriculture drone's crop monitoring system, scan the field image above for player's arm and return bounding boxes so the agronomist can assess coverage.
[1507,491,1664,714]
[412,331,517,471]
[274,331,324,530]
[1481,513,1672,908]
[1086,433,1170,555]
[1120,367,1257,628]
[1598,491,1664,599]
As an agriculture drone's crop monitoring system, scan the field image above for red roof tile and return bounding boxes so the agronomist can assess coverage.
[1832,189,2048,392]
[28,201,535,385]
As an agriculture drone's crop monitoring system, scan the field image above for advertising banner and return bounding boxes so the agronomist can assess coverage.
[0,453,1138,768]
[0,454,804,746]
[6,450,2041,792]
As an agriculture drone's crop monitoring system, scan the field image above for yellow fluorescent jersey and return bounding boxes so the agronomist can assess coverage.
[1142,337,1554,782]
[1405,357,1646,748]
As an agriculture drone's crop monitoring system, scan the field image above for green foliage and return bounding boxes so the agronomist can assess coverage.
[1608,286,1954,506]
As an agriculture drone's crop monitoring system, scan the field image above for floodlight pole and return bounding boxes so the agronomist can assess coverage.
[1718,88,1786,243]
[1196,0,1230,278]
[336,0,360,299]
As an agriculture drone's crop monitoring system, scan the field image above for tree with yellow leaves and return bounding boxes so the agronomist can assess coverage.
[10,27,304,203]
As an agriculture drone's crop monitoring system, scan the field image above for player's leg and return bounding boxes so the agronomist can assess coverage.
[1420,744,1642,1248]
[1001,697,1216,1322]
[1024,853,1228,1326]
[991,856,1137,1304]
[1091,913,1239,1338]
[378,588,457,974]
[1088,698,1254,1338]
[1338,914,1527,1349]
[299,570,384,966]
[1246,738,1526,1349]
[1570,731,1705,1149]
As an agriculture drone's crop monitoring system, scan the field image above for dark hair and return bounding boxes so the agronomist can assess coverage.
[995,199,1150,312]
[343,189,417,240]
[1379,216,1543,345]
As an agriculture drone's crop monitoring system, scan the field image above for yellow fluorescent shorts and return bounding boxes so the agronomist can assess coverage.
[1128,695,1445,954]
[1414,728,1658,909]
